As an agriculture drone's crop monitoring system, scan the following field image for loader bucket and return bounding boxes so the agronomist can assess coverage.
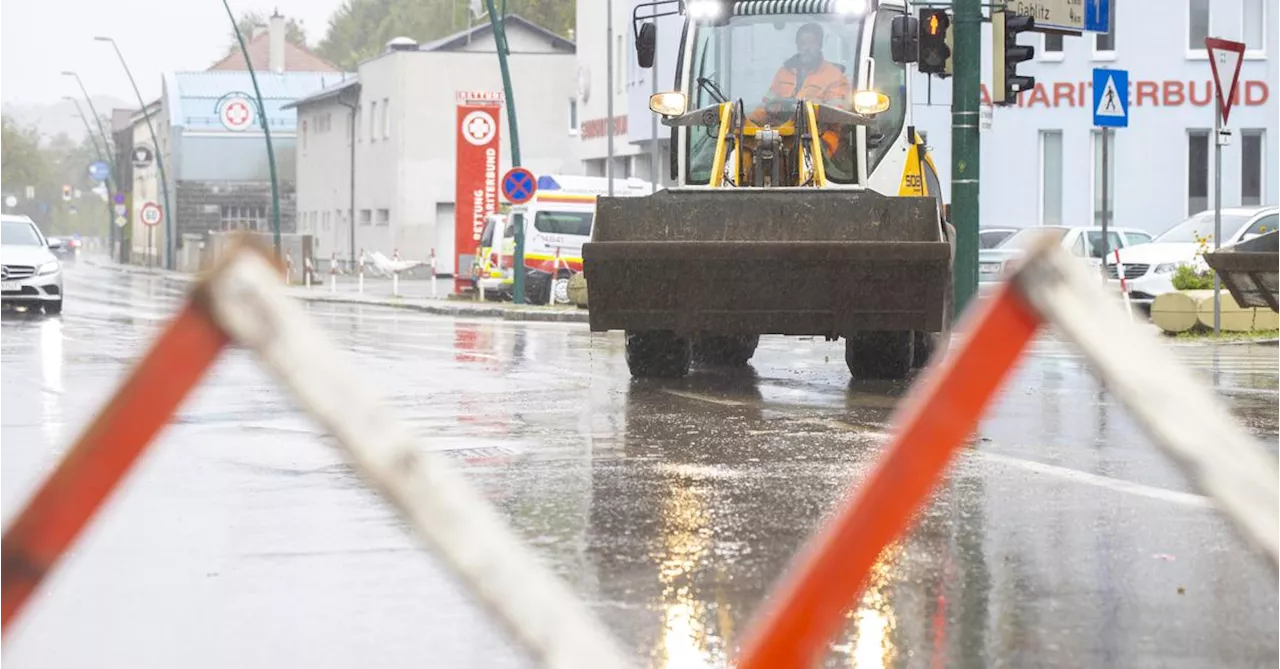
[1203,230,1279,313]
[582,188,952,337]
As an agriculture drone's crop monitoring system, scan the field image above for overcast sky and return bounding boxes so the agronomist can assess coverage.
[2,0,345,107]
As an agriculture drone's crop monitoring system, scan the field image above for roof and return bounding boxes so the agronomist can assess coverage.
[281,76,361,110]
[208,30,340,73]
[164,71,351,131]
[417,14,574,53]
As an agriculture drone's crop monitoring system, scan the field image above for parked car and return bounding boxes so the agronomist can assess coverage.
[978,225,1149,294]
[1,214,64,314]
[46,236,78,262]
[980,226,1020,249]
[1108,206,1279,306]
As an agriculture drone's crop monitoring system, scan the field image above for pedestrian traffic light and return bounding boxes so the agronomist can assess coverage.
[917,9,951,75]
[992,9,1036,106]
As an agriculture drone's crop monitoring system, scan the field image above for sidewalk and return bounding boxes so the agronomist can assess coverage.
[85,258,588,323]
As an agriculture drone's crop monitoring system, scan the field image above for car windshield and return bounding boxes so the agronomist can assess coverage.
[2,220,44,246]
[1000,227,1069,250]
[1155,212,1254,244]
[687,11,868,184]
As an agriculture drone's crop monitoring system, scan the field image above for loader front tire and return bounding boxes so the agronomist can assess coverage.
[626,331,692,378]
[845,331,914,380]
[914,273,955,368]
[692,334,759,367]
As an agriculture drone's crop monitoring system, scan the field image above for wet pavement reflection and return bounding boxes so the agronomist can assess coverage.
[2,263,1277,668]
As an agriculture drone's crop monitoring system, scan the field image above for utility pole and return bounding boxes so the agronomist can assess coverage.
[607,0,615,196]
[950,0,982,315]
[485,0,526,303]
[64,95,117,252]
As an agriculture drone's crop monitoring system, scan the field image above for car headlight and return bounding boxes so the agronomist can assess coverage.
[1153,262,1181,274]
[37,261,60,276]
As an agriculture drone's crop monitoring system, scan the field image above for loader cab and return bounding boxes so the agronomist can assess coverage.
[646,0,910,192]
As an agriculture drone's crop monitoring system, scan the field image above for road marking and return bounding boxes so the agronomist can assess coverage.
[660,389,747,407]
[970,451,1214,509]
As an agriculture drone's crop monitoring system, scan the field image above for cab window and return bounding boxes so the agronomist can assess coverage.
[868,8,907,173]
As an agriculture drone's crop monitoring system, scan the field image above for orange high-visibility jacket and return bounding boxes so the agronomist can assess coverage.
[751,56,851,154]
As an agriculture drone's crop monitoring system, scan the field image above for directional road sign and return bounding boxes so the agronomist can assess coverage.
[1019,0,1110,34]
[1092,68,1129,128]
[140,201,163,227]
[88,161,111,183]
[1205,37,1246,125]
[115,216,128,228]
[502,167,537,205]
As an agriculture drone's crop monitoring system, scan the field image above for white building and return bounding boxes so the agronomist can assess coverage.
[579,0,1277,235]
[285,17,580,275]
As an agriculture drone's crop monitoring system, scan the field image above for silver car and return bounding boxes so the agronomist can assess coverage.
[2,214,64,314]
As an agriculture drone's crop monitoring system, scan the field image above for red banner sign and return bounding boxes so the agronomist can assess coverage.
[454,96,502,292]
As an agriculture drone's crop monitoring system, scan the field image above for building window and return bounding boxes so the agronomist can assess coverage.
[376,208,390,226]
[370,101,378,142]
[359,209,372,226]
[1040,130,1063,226]
[568,98,579,134]
[1041,33,1064,60]
[1244,0,1266,55]
[1092,130,1116,226]
[382,98,390,139]
[1094,0,1116,56]
[1242,129,1264,206]
[1187,129,1210,215]
[220,205,266,231]
[1188,0,1209,55]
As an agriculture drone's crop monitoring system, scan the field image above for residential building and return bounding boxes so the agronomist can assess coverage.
[285,16,579,276]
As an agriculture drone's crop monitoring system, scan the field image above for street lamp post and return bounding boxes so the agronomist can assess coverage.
[93,37,175,270]
[63,94,117,250]
[218,2,282,260]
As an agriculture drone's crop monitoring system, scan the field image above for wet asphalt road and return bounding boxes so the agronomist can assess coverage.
[3,262,1277,668]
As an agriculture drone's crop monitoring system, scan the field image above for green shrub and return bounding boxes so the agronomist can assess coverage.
[1171,264,1215,290]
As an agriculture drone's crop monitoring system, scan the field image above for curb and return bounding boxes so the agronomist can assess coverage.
[293,293,589,323]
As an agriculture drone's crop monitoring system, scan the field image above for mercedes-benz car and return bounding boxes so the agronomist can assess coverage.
[2,214,64,314]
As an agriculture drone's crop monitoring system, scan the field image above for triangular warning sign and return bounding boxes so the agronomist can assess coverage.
[1205,37,1246,125]
[1095,75,1125,117]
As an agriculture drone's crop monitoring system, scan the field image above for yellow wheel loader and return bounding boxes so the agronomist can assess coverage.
[583,0,955,380]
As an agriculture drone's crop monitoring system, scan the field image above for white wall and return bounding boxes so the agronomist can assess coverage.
[912,0,1278,235]
[295,96,354,260]
[576,0,645,168]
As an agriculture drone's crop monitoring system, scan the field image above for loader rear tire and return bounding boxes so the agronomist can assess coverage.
[626,331,692,378]
[692,334,759,367]
[845,331,914,380]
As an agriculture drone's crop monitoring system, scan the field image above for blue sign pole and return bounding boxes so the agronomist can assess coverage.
[1093,67,1129,276]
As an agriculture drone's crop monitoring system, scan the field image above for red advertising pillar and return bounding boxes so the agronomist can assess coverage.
[454,90,504,294]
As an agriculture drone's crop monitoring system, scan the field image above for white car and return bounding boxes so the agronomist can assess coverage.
[978,225,1149,295]
[1,214,64,314]
[1108,206,1278,306]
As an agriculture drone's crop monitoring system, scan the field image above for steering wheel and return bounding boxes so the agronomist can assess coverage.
[755,96,800,125]
[697,76,729,104]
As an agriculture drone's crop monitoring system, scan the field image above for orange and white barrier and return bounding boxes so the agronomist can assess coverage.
[733,230,1277,668]
[0,238,633,669]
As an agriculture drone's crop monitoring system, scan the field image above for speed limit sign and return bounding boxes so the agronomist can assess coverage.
[140,201,162,227]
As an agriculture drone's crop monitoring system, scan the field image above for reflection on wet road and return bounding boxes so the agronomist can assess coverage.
[3,263,1277,668]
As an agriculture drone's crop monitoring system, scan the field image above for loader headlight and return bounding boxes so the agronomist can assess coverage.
[649,91,688,117]
[852,90,891,115]
[687,0,724,20]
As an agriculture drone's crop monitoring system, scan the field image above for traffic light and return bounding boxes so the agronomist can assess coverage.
[993,9,1036,106]
[917,9,951,75]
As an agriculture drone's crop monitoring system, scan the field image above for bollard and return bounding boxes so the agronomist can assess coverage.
[1115,249,1134,322]
[430,249,438,298]
[392,271,399,297]
[358,269,364,294]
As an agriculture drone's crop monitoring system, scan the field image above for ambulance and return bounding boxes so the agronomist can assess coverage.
[485,175,654,305]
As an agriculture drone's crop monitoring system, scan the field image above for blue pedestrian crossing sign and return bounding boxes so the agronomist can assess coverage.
[1092,68,1129,128]
[502,167,537,205]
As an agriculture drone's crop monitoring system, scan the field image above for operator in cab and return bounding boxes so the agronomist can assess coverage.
[750,22,850,155]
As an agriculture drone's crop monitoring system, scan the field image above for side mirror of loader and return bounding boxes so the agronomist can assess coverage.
[636,23,657,69]
[891,15,919,63]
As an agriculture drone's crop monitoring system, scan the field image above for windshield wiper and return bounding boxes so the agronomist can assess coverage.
[697,76,729,104]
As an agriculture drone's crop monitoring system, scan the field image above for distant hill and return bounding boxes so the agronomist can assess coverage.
[2,96,132,145]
